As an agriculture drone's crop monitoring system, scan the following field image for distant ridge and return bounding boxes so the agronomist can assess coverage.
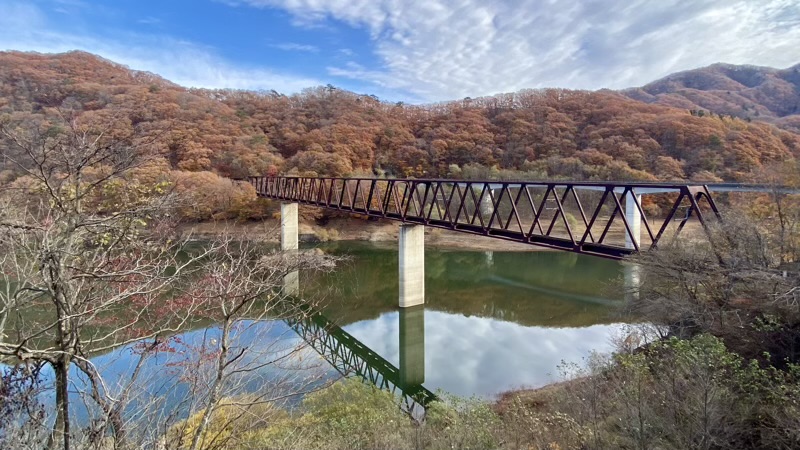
[623,62,800,132]
[0,50,179,89]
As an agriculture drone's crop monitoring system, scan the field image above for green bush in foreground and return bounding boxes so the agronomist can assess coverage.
[553,334,800,450]
[171,334,800,450]
[178,379,511,450]
[256,380,510,450]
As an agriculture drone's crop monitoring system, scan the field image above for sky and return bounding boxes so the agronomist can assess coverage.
[1,0,798,103]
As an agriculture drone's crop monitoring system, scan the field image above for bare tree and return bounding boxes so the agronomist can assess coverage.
[0,110,337,450]
[627,199,800,363]
[0,363,49,449]
[0,109,213,449]
[159,237,337,450]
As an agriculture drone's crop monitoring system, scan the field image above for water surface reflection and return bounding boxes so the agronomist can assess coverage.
[69,243,631,406]
[304,242,630,397]
[343,311,626,397]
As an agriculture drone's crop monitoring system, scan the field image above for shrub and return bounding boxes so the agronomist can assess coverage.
[245,379,410,450]
[554,334,800,450]
[170,171,268,221]
[316,228,340,242]
[168,396,286,450]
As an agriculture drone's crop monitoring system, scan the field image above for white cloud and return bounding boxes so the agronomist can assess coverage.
[228,0,800,101]
[0,1,322,94]
[137,16,162,25]
[271,42,319,52]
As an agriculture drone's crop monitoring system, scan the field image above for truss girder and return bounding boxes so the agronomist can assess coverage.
[250,177,723,259]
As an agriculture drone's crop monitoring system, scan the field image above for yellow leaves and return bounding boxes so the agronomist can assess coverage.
[153,180,171,195]
[170,396,283,450]
[97,232,112,247]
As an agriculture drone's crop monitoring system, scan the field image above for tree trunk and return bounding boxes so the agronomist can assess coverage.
[48,358,71,450]
[73,356,130,449]
[189,321,230,450]
[109,408,126,450]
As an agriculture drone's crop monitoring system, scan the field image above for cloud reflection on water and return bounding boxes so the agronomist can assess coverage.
[344,310,628,398]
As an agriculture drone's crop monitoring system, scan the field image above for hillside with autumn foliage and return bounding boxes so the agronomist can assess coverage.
[624,62,800,132]
[2,51,799,220]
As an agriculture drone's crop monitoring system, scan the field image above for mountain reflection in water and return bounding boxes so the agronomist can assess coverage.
[301,241,632,397]
[45,241,632,417]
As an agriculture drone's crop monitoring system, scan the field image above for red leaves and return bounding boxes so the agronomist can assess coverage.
[131,335,184,356]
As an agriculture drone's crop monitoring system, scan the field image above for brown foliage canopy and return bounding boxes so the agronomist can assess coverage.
[2,51,799,197]
[625,62,800,132]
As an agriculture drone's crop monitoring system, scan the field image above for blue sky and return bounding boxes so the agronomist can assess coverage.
[1,0,798,103]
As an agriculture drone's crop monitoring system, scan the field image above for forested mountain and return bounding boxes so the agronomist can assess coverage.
[2,51,799,220]
[624,63,800,132]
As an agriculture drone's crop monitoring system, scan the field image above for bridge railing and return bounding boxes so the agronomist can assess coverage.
[249,176,723,259]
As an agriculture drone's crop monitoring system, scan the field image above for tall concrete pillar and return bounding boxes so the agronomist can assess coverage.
[624,192,642,249]
[399,305,425,387]
[281,203,299,296]
[399,224,425,307]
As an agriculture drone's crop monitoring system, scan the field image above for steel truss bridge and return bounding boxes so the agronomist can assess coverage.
[244,176,789,259]
[287,309,436,417]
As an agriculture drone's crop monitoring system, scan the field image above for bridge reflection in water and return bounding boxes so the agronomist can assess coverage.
[286,304,435,417]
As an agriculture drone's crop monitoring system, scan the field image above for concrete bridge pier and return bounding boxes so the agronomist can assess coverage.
[281,202,299,296]
[624,192,642,250]
[399,305,425,387]
[399,224,425,307]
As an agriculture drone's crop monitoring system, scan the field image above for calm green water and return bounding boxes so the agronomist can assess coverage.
[16,241,631,408]
[298,241,629,397]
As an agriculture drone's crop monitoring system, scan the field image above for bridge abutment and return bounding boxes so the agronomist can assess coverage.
[624,193,642,250]
[281,202,299,296]
[399,305,425,386]
[399,224,425,307]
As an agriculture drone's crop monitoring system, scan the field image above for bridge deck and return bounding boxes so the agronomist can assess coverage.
[248,176,732,259]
